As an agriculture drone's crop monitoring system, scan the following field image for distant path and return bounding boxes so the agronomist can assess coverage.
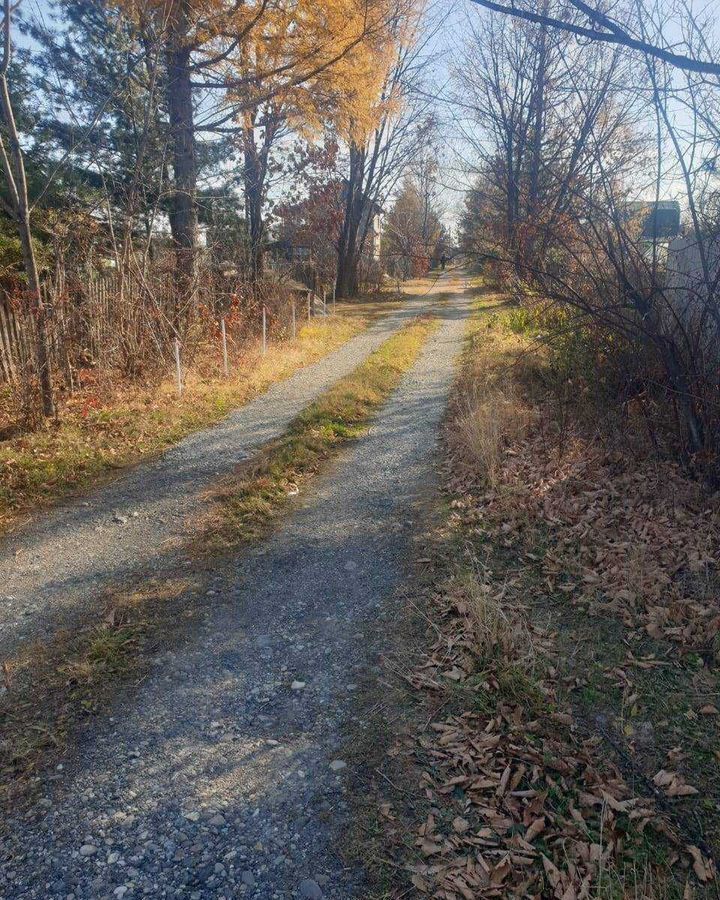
[0,275,472,900]
[0,276,459,661]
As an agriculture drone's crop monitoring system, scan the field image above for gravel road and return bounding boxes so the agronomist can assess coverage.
[0,280,472,900]
[0,282,450,661]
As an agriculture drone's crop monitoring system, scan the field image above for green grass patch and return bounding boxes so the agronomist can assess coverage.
[199,316,440,553]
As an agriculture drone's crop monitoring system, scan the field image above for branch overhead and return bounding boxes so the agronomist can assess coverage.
[465,0,720,76]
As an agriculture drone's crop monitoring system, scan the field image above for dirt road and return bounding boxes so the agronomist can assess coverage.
[0,277,456,661]
[0,274,472,899]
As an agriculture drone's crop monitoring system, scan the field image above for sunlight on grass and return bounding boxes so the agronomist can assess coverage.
[199,315,440,554]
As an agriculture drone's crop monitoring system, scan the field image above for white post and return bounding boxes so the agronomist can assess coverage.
[291,301,296,340]
[262,306,267,355]
[322,287,327,317]
[221,317,229,377]
[174,338,182,396]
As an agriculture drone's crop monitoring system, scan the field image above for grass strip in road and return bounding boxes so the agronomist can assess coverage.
[198,314,441,554]
[0,574,202,804]
[0,314,369,536]
[0,314,439,808]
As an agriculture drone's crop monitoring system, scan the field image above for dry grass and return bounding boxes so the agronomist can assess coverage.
[0,314,440,807]
[372,294,715,899]
[452,382,533,486]
[0,313,368,535]
[460,561,536,670]
[445,299,541,487]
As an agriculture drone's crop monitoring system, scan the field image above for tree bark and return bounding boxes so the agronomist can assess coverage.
[243,110,265,281]
[336,143,366,299]
[16,194,54,418]
[526,6,549,266]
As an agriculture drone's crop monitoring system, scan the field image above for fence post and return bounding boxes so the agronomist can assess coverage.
[262,305,267,355]
[220,317,229,376]
[291,300,296,340]
[174,338,182,396]
[322,287,327,317]
[307,291,311,321]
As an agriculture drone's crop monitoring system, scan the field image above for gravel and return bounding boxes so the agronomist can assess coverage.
[0,289,443,660]
[0,278,471,898]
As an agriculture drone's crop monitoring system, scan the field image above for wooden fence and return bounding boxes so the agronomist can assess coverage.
[0,267,325,392]
[0,290,31,383]
[0,269,190,389]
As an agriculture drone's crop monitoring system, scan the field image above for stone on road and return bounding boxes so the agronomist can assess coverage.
[0,279,472,898]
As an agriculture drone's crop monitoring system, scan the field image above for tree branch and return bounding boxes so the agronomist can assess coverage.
[465,0,720,76]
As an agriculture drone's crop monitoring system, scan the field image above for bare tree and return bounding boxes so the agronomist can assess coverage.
[336,33,437,298]
[454,4,640,277]
[458,0,720,471]
[465,0,720,76]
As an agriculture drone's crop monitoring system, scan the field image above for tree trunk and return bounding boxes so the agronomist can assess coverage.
[18,205,54,417]
[243,111,264,281]
[526,8,549,267]
[165,1,197,320]
[336,144,366,299]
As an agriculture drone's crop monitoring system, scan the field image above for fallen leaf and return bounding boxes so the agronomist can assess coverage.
[687,845,715,882]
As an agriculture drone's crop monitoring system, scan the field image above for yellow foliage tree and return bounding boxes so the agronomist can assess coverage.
[220,0,409,277]
[112,0,412,294]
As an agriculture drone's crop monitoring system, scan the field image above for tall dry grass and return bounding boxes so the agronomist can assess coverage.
[447,322,537,486]
[459,559,537,669]
[452,381,533,486]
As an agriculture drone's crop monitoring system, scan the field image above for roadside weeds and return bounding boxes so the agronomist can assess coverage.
[196,315,441,554]
[0,313,367,535]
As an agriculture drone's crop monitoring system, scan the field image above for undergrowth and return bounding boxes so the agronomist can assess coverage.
[373,293,718,899]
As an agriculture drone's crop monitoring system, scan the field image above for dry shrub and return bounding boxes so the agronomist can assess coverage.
[446,318,541,486]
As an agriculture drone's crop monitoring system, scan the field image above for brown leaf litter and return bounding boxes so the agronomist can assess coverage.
[383,404,718,897]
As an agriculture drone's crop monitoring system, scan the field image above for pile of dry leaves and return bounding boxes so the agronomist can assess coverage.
[393,576,716,898]
[385,398,719,897]
[484,430,720,656]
